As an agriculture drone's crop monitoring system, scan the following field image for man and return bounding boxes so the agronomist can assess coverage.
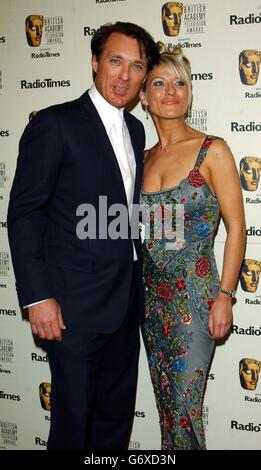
[25,15,44,47]
[240,156,261,191]
[162,2,183,37]
[239,358,261,391]
[239,259,261,293]
[8,22,159,449]
[239,49,261,85]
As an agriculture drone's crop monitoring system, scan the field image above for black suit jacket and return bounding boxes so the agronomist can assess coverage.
[8,91,145,333]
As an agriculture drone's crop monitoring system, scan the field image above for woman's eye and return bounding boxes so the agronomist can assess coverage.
[175,80,186,87]
[153,80,164,87]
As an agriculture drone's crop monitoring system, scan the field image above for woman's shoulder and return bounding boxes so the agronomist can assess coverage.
[205,135,235,168]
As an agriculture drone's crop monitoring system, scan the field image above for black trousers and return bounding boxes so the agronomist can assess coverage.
[46,263,140,450]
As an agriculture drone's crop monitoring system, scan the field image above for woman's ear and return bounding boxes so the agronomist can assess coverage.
[139,90,148,106]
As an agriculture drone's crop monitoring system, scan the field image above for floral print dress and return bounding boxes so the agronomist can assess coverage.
[140,135,221,450]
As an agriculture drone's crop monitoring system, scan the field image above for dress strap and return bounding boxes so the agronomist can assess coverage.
[194,135,223,170]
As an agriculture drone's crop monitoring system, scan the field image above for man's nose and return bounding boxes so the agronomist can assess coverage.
[119,64,130,81]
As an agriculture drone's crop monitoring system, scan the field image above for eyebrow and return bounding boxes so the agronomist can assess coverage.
[109,54,146,65]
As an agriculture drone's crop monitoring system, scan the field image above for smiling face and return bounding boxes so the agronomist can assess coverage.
[92,32,147,108]
[140,62,190,121]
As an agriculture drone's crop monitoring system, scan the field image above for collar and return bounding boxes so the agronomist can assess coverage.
[88,84,124,134]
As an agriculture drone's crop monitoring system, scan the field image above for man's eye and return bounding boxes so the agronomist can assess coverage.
[111,59,120,65]
[133,64,144,71]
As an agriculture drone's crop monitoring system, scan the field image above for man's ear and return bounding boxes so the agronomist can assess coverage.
[92,55,98,74]
[139,90,148,106]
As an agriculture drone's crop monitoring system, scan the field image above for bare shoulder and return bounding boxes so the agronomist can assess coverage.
[206,137,235,167]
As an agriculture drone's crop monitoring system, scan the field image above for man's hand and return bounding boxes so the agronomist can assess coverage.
[28,298,66,341]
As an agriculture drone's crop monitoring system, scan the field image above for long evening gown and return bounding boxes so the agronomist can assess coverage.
[140,136,221,450]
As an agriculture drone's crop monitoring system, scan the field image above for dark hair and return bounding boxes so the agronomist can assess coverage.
[91,21,159,72]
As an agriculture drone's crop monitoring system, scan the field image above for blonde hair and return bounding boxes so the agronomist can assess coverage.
[143,41,192,115]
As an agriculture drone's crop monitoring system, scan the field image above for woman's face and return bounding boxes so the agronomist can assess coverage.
[140,63,189,120]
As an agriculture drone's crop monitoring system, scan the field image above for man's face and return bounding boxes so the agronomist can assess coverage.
[239,50,261,85]
[240,358,261,391]
[162,2,183,37]
[240,157,261,191]
[240,259,261,293]
[39,382,51,411]
[26,15,44,47]
[92,32,147,109]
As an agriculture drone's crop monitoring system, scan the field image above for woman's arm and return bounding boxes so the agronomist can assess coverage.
[206,140,246,340]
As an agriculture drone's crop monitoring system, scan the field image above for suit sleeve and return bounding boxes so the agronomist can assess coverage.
[7,108,63,306]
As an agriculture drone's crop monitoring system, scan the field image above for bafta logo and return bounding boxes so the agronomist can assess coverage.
[162,2,183,37]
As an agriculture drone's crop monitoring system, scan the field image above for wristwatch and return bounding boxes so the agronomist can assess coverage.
[219,288,236,299]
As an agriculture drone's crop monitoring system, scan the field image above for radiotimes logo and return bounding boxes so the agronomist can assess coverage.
[231,420,261,432]
[95,0,127,3]
[232,325,261,337]
[231,121,261,132]
[20,78,70,89]
[0,308,16,317]
[84,26,100,36]
[0,130,9,137]
[31,352,48,362]
[230,12,261,25]
[0,390,20,401]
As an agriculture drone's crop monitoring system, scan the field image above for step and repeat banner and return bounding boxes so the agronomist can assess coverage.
[0,0,260,450]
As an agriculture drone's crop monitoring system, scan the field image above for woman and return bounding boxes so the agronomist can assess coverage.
[139,44,246,450]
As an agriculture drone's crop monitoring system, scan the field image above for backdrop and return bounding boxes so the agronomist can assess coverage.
[0,0,260,450]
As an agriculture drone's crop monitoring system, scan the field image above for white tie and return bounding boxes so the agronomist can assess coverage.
[109,110,135,211]
[109,110,137,260]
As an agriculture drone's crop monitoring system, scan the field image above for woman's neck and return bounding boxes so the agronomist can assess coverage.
[154,117,191,151]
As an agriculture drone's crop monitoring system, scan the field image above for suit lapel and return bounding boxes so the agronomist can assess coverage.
[124,111,144,206]
[78,91,127,205]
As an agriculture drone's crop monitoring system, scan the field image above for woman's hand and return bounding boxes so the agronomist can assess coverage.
[208,292,233,340]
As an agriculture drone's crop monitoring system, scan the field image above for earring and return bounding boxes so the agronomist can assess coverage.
[145,106,149,119]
